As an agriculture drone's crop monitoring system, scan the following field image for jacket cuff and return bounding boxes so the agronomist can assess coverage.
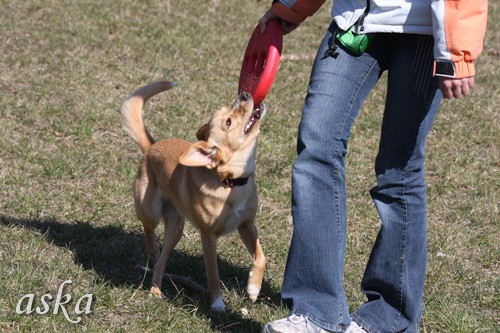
[433,60,476,78]
[271,2,307,25]
[454,60,476,78]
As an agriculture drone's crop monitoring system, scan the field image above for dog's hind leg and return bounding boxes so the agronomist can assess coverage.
[134,173,164,259]
[238,221,266,303]
[150,204,185,298]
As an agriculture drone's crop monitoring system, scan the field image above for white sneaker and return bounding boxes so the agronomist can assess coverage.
[345,321,368,333]
[262,315,333,333]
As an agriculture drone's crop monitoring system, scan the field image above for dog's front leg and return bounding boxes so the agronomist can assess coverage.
[200,233,225,312]
[238,221,266,302]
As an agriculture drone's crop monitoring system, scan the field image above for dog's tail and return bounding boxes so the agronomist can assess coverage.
[121,81,177,152]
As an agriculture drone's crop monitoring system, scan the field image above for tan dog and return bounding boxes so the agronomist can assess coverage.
[121,81,266,312]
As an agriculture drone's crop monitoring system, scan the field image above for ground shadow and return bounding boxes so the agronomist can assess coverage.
[0,215,283,332]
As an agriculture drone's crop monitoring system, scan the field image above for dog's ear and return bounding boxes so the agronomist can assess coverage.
[179,141,220,168]
[196,123,209,141]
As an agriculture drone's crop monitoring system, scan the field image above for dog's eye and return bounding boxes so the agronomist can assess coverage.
[226,118,232,129]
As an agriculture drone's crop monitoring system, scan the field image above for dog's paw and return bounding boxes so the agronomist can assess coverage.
[210,296,226,313]
[247,284,260,303]
[149,286,163,299]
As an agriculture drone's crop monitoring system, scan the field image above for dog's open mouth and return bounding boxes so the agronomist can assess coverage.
[244,105,265,135]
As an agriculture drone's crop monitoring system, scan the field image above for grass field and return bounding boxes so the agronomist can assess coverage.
[0,1,498,332]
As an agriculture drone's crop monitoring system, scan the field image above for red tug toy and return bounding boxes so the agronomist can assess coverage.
[238,20,283,109]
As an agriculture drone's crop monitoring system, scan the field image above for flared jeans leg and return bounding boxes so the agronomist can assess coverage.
[352,35,442,333]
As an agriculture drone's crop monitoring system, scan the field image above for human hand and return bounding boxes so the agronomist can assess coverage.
[259,9,300,34]
[439,77,475,99]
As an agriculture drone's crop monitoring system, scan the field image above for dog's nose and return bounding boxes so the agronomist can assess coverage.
[240,92,252,101]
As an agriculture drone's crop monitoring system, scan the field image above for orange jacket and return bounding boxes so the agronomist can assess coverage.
[271,0,325,25]
[431,0,488,78]
[271,0,488,78]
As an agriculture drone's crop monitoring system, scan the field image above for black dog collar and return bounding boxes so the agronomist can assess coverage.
[222,177,249,188]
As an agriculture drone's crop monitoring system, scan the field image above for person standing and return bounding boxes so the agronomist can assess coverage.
[259,0,488,332]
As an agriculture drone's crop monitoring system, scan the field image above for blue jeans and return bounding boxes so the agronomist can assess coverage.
[281,22,442,333]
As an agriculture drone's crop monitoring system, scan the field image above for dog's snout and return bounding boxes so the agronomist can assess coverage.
[240,92,252,102]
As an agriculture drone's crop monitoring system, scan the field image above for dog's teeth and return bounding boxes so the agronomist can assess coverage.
[244,113,260,134]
